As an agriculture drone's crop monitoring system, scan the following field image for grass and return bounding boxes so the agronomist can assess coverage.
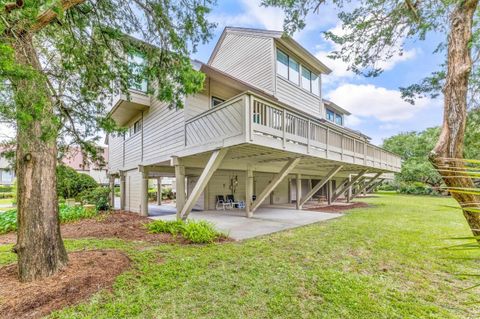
[1,193,480,318]
[0,198,13,213]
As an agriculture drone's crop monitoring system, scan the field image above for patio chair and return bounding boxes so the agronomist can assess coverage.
[226,194,242,208]
[216,195,232,210]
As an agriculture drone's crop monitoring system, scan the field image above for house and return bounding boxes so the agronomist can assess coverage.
[61,146,110,185]
[106,27,401,219]
[0,147,14,186]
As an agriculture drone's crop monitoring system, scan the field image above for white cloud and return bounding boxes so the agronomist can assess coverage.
[344,114,362,127]
[326,84,435,122]
[315,23,417,83]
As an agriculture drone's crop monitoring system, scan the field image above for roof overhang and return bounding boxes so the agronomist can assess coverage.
[109,90,150,127]
[323,99,351,116]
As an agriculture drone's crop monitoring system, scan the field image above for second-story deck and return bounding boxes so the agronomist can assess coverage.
[183,92,401,173]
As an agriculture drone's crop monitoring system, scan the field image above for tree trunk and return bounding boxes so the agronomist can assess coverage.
[430,0,480,236]
[12,33,68,282]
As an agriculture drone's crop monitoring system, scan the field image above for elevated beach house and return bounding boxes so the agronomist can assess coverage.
[106,27,401,219]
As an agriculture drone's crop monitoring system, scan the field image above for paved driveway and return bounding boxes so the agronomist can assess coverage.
[150,207,341,240]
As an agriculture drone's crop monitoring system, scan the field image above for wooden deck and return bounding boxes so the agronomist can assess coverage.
[184,92,401,173]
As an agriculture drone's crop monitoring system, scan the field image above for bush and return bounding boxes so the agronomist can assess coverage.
[162,187,174,200]
[147,219,224,243]
[57,165,98,199]
[0,210,17,234]
[148,188,157,201]
[0,205,97,234]
[0,185,12,193]
[0,192,13,199]
[79,186,110,211]
[398,182,439,196]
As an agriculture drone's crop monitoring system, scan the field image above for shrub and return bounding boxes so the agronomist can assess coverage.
[0,192,13,199]
[0,210,17,234]
[398,182,439,196]
[79,186,110,211]
[147,219,224,243]
[0,205,97,234]
[57,165,98,199]
[0,185,12,193]
[162,187,174,200]
[148,188,157,201]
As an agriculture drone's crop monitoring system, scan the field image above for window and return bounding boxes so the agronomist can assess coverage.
[335,114,343,126]
[211,96,225,107]
[301,67,311,91]
[326,108,344,126]
[326,109,335,122]
[311,73,320,96]
[289,58,299,85]
[128,53,148,92]
[277,49,321,96]
[276,49,289,79]
[133,119,142,134]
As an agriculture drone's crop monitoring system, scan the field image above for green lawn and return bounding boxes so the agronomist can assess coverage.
[0,198,13,212]
[1,194,479,318]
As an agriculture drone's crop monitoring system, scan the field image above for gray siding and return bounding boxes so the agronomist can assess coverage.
[210,33,275,93]
[125,169,141,213]
[275,76,323,118]
[142,97,185,164]
[108,134,124,173]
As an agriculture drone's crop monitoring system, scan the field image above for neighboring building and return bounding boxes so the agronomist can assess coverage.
[0,148,14,186]
[61,146,109,185]
[106,27,402,217]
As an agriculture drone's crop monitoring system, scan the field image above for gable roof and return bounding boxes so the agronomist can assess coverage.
[208,27,332,75]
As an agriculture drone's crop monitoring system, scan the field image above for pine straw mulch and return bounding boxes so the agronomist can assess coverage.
[0,250,131,319]
[0,211,182,245]
[305,201,370,213]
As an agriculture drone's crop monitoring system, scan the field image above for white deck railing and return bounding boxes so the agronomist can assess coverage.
[185,92,402,172]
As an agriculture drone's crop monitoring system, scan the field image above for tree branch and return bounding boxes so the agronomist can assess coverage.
[30,0,86,33]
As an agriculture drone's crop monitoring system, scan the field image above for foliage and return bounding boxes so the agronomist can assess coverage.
[0,204,97,234]
[0,192,12,199]
[56,165,98,199]
[0,0,215,153]
[0,209,16,234]
[78,187,110,211]
[147,219,224,243]
[398,182,439,196]
[162,187,174,200]
[0,185,12,193]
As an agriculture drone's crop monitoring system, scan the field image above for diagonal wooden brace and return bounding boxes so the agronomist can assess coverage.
[331,170,368,202]
[250,157,301,213]
[298,165,343,208]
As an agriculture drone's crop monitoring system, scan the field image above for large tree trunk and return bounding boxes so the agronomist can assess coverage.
[12,33,68,282]
[430,0,480,236]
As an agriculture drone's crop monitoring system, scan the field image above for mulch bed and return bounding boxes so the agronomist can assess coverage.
[0,250,131,319]
[0,211,179,245]
[305,201,370,213]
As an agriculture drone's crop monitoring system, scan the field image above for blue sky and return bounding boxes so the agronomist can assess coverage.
[193,0,446,145]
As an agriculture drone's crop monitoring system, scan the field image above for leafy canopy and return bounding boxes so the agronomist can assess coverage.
[0,0,215,156]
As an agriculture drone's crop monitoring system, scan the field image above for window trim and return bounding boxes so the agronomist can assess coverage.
[326,108,344,126]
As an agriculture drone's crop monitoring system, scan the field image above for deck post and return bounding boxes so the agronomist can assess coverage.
[295,174,302,210]
[245,165,254,217]
[172,157,186,220]
[327,180,333,205]
[331,170,368,202]
[250,157,301,213]
[298,165,343,208]
[180,149,228,220]
[109,175,115,208]
[140,170,149,216]
[119,171,126,210]
[157,177,162,205]
[347,174,352,203]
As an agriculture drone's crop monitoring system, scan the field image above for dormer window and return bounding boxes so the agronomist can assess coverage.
[326,109,343,126]
[277,48,320,97]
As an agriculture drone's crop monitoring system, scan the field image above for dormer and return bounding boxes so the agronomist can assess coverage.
[208,27,332,119]
[323,99,351,127]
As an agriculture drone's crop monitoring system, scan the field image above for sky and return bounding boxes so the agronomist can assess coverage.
[192,0,446,145]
